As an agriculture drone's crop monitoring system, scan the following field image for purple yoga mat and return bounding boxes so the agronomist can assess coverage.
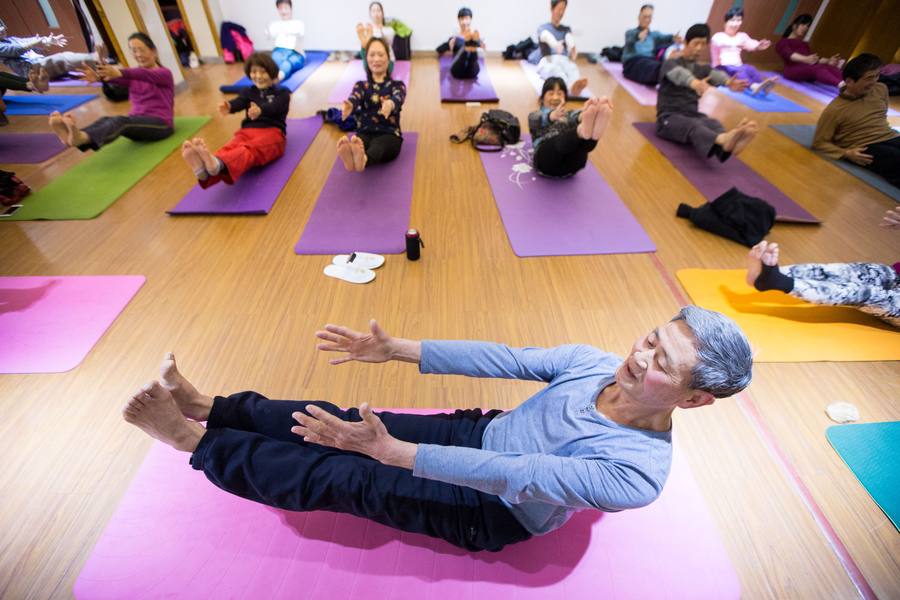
[168,118,322,215]
[439,56,498,102]
[634,122,820,223]
[480,135,655,257]
[603,62,658,106]
[0,133,67,164]
[294,132,416,255]
[760,71,900,116]
[48,75,102,88]
[327,60,411,104]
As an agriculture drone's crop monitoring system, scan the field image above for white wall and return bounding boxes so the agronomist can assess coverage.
[211,0,714,53]
[181,0,219,57]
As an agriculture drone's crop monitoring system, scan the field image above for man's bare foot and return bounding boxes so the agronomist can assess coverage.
[49,111,70,146]
[356,23,368,46]
[192,137,219,173]
[350,135,367,171]
[570,77,588,97]
[577,98,598,139]
[731,120,758,156]
[746,240,779,287]
[123,381,207,453]
[716,118,747,154]
[159,352,214,421]
[337,136,355,171]
[62,112,89,148]
[29,67,50,93]
[181,140,205,172]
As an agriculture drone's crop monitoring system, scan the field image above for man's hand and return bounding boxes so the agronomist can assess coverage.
[555,39,566,55]
[690,76,711,95]
[672,31,683,44]
[725,73,749,93]
[342,99,354,121]
[568,44,577,61]
[844,147,873,165]
[217,99,231,117]
[757,39,771,51]
[637,28,649,41]
[316,319,396,365]
[380,98,394,118]
[881,207,900,229]
[247,101,261,120]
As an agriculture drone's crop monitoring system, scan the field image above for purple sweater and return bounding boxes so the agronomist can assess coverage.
[107,67,175,129]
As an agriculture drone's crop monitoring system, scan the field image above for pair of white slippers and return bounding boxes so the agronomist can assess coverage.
[323,252,385,284]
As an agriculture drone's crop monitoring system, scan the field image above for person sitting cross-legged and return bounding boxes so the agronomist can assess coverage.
[622,4,682,86]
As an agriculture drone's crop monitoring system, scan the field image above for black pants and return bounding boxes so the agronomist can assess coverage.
[450,42,480,80]
[864,137,900,187]
[0,71,31,95]
[534,129,598,178]
[358,132,403,165]
[623,56,662,85]
[189,393,532,551]
[79,115,173,151]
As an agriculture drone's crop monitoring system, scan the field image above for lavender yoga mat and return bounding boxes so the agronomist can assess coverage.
[634,122,820,223]
[439,56,498,102]
[520,60,594,99]
[0,133,67,163]
[327,60,411,104]
[294,132,416,254]
[48,72,102,88]
[602,61,658,106]
[168,117,322,215]
[74,419,740,600]
[761,71,900,116]
[0,276,145,374]
[480,135,655,256]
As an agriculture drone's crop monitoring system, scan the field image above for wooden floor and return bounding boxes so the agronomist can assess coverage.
[1,58,899,599]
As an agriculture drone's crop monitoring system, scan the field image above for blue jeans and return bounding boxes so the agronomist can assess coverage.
[190,392,532,551]
[270,48,305,77]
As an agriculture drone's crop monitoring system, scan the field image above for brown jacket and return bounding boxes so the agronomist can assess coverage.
[812,83,898,160]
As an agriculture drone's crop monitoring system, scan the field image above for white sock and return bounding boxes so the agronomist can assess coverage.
[207,157,224,176]
[749,82,761,94]
[193,166,209,180]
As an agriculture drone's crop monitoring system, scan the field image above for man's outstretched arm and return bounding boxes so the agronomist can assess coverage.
[316,319,421,365]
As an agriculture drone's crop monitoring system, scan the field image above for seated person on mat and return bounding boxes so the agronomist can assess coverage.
[622,4,682,86]
[439,8,485,80]
[47,33,174,152]
[338,37,405,173]
[747,235,899,327]
[812,54,900,187]
[182,53,289,188]
[776,14,842,88]
[267,0,305,83]
[356,1,396,63]
[123,307,753,552]
[656,24,758,163]
[528,77,612,178]
[531,0,588,97]
[0,66,51,126]
[710,7,777,96]
[0,19,101,85]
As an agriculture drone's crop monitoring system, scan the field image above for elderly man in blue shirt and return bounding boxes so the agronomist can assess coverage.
[622,4,682,85]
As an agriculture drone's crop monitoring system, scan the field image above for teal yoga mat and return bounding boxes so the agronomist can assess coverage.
[827,422,900,532]
[2,116,209,221]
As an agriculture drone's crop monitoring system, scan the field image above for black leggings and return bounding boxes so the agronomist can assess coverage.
[0,71,31,95]
[533,129,597,178]
[450,42,480,79]
[863,137,900,187]
[358,132,403,165]
[79,115,174,151]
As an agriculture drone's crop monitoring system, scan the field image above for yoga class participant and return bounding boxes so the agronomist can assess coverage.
[267,0,306,82]
[656,24,757,162]
[622,4,682,86]
[0,19,101,82]
[710,7,777,96]
[356,1,396,62]
[47,33,173,152]
[776,14,842,87]
[528,77,612,178]
[813,54,900,187]
[532,0,587,97]
[338,37,405,172]
[122,307,753,551]
[443,8,485,80]
[747,239,899,327]
[0,68,50,98]
[182,53,290,188]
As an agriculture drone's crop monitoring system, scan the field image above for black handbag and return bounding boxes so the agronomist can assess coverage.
[471,110,520,152]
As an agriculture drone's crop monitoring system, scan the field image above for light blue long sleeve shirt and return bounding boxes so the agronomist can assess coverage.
[622,28,675,63]
[412,340,673,536]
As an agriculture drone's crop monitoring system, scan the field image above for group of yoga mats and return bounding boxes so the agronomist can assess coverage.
[519,60,594,99]
[3,93,98,114]
[439,56,499,102]
[714,87,810,113]
[770,124,900,202]
[74,415,740,600]
[219,51,329,93]
[327,60,412,104]
[827,422,900,532]
[0,276,145,374]
[2,116,209,221]
[761,71,900,116]
[676,269,900,362]
[480,135,655,257]
[633,122,820,223]
[168,117,321,215]
[294,132,416,254]
[0,133,67,163]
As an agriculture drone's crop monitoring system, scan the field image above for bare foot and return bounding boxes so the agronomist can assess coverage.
[356,23,368,46]
[463,29,473,43]
[350,135,367,172]
[29,67,50,93]
[471,30,481,45]
[758,76,777,96]
[364,24,373,43]
[570,77,588,97]
[123,381,207,453]
[159,352,214,421]
[192,137,219,173]
[746,241,779,287]
[577,98,598,139]
[731,120,758,156]
[717,118,747,154]
[95,42,107,64]
[63,112,89,148]
[592,97,612,140]
[337,136,355,171]
[181,140,205,173]
[49,111,70,146]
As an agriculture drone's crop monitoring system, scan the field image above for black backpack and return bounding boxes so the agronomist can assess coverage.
[473,110,520,152]
[503,37,536,60]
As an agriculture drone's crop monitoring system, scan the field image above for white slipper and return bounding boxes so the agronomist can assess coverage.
[332,252,385,269]
[324,264,375,284]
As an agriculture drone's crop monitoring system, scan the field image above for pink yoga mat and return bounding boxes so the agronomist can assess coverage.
[0,133,67,163]
[168,118,322,215]
[520,60,594,100]
[327,60,412,104]
[634,122,820,223]
[0,276,145,374]
[480,135,655,257]
[294,132,416,255]
[74,410,739,600]
[439,56,498,102]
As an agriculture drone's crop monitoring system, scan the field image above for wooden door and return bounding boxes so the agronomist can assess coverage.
[0,0,89,53]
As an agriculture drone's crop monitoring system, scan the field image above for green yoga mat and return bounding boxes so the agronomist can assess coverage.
[827,422,900,532]
[5,116,209,221]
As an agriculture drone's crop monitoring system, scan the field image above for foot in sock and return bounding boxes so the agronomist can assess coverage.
[747,241,793,292]
[182,140,208,179]
[192,137,221,175]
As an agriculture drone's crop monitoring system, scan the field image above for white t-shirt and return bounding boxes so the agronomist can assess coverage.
[269,19,305,55]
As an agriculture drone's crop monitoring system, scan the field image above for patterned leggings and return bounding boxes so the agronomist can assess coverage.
[782,262,900,327]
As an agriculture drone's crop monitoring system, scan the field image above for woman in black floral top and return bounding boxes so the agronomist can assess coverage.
[338,37,406,172]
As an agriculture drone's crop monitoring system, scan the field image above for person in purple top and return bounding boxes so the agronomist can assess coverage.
[47,33,174,152]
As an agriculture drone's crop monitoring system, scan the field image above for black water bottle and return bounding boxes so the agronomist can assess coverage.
[405,228,424,260]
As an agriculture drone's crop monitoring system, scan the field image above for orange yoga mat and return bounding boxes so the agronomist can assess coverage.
[676,269,900,362]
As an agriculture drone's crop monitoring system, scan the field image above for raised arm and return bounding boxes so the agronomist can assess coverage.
[316,319,421,365]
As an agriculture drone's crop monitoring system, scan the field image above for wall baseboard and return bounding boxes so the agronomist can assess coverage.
[174,80,191,95]
[200,56,225,64]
